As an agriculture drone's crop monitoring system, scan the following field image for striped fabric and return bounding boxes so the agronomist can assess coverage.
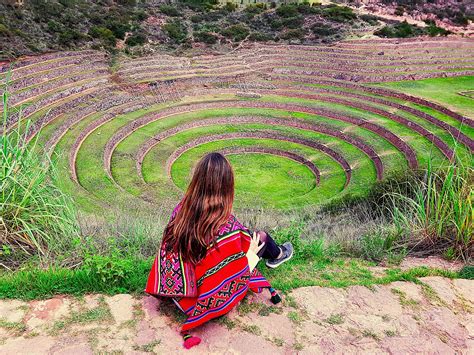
[145,206,271,331]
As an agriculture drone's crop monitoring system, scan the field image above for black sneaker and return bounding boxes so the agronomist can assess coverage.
[265,242,293,268]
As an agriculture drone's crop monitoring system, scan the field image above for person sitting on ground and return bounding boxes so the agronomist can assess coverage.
[145,152,293,349]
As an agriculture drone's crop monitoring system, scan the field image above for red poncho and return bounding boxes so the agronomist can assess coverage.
[145,206,271,331]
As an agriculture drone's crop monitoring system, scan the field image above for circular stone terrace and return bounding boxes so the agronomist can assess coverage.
[1,37,473,212]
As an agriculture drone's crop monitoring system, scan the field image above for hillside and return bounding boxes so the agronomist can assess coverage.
[0,0,466,60]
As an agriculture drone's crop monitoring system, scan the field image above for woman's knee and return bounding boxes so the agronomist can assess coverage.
[256,230,269,243]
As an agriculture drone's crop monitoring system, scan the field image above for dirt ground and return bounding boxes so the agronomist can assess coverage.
[0,272,472,354]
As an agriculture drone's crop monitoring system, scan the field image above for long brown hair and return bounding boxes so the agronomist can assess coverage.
[162,152,235,264]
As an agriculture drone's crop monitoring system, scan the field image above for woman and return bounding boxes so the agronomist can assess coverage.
[145,152,293,349]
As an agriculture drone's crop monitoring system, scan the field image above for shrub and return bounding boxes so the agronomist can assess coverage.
[425,20,451,36]
[453,12,468,26]
[47,20,62,33]
[276,4,299,18]
[190,14,203,23]
[297,3,318,15]
[0,23,10,37]
[280,16,304,29]
[245,3,266,17]
[1,87,79,262]
[322,5,356,23]
[133,10,148,21]
[105,21,130,40]
[125,32,147,46]
[89,26,116,47]
[248,31,272,42]
[224,2,237,12]
[221,24,249,41]
[162,20,188,43]
[374,21,424,38]
[394,6,404,16]
[159,4,181,17]
[360,14,379,26]
[58,28,83,45]
[311,22,336,36]
[280,28,305,40]
[194,30,217,44]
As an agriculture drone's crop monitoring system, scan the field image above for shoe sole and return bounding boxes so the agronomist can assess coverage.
[265,247,293,269]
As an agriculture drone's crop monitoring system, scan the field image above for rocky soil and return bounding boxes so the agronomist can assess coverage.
[0,275,472,354]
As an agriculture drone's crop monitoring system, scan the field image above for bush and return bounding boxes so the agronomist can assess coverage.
[374,21,424,38]
[89,26,116,47]
[194,30,217,44]
[453,12,468,26]
[360,14,379,26]
[280,16,304,29]
[276,4,299,18]
[322,5,356,23]
[297,3,317,15]
[105,21,130,40]
[47,20,62,33]
[245,3,266,17]
[221,24,249,41]
[224,2,237,12]
[162,20,188,43]
[425,20,451,36]
[125,32,147,46]
[248,31,272,42]
[394,6,404,16]
[190,14,203,23]
[1,88,79,263]
[280,28,306,40]
[311,22,336,36]
[0,23,10,37]
[58,28,83,45]
[159,4,181,17]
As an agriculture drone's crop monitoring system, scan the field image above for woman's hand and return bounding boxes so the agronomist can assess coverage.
[249,232,265,255]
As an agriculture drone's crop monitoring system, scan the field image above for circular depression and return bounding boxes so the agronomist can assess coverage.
[171,144,323,207]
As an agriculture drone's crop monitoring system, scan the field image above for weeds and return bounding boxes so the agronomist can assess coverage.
[386,156,473,260]
[325,313,345,325]
[0,318,26,335]
[1,86,79,265]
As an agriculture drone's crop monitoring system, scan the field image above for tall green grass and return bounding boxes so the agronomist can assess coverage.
[1,85,79,266]
[387,156,473,261]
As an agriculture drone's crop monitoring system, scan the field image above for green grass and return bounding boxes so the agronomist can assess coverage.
[376,76,474,119]
[0,238,460,300]
[168,137,348,209]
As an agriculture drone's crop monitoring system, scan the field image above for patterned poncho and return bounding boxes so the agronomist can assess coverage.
[145,206,271,331]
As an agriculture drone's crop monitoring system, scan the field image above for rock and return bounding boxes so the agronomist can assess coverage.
[420,276,457,306]
[25,297,70,330]
[390,281,424,303]
[0,335,56,354]
[104,294,134,324]
[290,286,347,318]
[0,300,27,323]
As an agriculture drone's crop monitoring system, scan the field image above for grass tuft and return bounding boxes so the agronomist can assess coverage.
[1,85,79,265]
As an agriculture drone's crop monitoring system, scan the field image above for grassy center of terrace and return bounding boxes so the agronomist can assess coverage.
[173,151,318,205]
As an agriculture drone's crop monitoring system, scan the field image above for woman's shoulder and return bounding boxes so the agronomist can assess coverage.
[170,202,182,219]
[217,214,250,237]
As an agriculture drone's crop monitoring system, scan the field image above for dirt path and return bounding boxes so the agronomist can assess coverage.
[0,276,472,354]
